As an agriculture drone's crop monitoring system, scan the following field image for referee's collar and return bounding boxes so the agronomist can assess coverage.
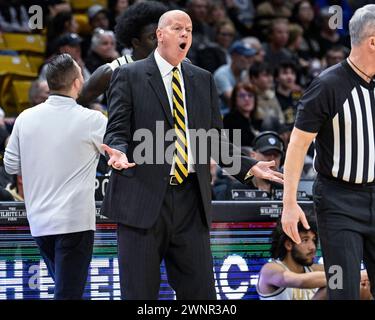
[343,59,375,89]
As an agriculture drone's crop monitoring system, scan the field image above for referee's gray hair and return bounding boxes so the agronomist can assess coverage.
[349,4,375,46]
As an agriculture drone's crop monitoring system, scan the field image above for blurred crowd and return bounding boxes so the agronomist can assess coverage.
[0,0,370,201]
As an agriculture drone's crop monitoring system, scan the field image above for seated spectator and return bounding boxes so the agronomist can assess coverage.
[29,80,49,107]
[243,36,266,64]
[40,33,91,81]
[242,131,284,193]
[214,40,256,115]
[186,0,215,64]
[206,1,228,29]
[274,61,302,130]
[0,0,30,33]
[257,219,373,300]
[323,45,347,69]
[85,28,120,73]
[263,18,292,72]
[88,4,110,30]
[250,62,285,125]
[257,219,327,300]
[255,0,291,38]
[225,0,255,37]
[108,0,129,30]
[223,82,260,147]
[290,0,320,61]
[46,10,79,57]
[286,23,310,87]
[196,19,235,73]
[82,5,111,58]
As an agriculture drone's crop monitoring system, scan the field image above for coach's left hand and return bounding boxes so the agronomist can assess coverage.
[248,161,284,184]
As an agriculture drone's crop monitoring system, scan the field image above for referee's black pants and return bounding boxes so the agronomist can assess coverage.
[117,173,216,300]
[313,175,375,300]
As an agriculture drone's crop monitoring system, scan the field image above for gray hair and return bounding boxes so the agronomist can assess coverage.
[90,28,115,50]
[29,79,46,102]
[349,4,375,46]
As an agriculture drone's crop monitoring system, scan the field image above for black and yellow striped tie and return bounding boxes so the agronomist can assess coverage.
[172,67,188,184]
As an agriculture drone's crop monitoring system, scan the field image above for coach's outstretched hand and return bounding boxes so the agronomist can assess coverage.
[249,160,284,184]
[101,144,136,170]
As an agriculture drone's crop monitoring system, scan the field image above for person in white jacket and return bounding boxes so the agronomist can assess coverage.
[4,53,107,300]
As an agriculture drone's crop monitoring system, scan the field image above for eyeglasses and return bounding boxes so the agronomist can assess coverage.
[237,92,254,99]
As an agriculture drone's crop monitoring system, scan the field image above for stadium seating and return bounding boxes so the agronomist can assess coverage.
[0,55,37,116]
[1,33,46,54]
[70,0,108,11]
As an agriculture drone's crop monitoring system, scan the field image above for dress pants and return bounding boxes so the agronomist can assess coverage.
[34,230,94,299]
[117,173,216,300]
[313,175,375,300]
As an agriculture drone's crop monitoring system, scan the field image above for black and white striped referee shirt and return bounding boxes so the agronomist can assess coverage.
[295,59,375,184]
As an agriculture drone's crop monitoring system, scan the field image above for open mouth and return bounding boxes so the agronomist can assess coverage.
[179,43,187,50]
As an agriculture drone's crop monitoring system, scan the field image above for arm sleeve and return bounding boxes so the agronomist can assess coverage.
[77,64,113,107]
[90,112,108,155]
[4,117,21,175]
[104,66,133,155]
[209,74,258,182]
[294,77,330,133]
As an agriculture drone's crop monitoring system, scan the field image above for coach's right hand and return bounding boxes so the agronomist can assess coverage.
[281,203,310,244]
[101,144,136,170]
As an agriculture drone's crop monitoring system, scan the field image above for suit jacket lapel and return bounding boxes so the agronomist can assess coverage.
[182,63,196,129]
[146,55,174,128]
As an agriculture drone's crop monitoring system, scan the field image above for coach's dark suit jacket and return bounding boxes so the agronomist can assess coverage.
[101,53,257,228]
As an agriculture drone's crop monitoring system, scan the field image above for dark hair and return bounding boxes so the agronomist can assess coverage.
[325,45,347,56]
[214,19,235,37]
[115,1,168,48]
[48,11,73,39]
[230,82,257,115]
[274,60,297,78]
[270,218,318,260]
[268,18,289,35]
[249,62,272,78]
[291,0,314,24]
[46,54,79,91]
[290,0,317,34]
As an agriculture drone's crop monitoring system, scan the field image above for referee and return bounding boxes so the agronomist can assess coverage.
[282,4,375,300]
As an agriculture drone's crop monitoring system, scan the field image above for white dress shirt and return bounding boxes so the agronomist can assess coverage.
[154,49,195,173]
[4,95,107,237]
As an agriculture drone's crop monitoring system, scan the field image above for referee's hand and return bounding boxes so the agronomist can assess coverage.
[281,203,310,244]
